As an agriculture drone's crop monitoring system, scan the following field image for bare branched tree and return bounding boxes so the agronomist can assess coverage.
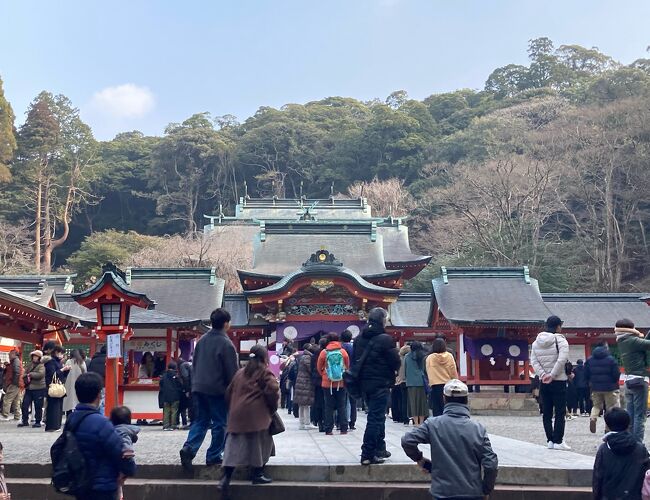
[127,228,253,292]
[347,177,416,217]
[0,220,34,273]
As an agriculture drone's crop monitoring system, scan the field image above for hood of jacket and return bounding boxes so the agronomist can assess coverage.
[592,346,609,359]
[400,345,411,356]
[41,355,52,364]
[616,328,643,342]
[326,341,343,351]
[604,431,638,456]
[116,423,141,443]
[362,321,385,339]
[442,402,471,418]
[534,331,560,348]
[428,352,453,363]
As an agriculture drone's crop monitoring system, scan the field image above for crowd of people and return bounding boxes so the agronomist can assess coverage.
[2,307,650,499]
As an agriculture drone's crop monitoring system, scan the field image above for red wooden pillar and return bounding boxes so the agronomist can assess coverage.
[166,328,172,366]
[105,357,119,416]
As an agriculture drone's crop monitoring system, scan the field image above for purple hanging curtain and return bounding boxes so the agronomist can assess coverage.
[277,321,366,343]
[464,337,529,361]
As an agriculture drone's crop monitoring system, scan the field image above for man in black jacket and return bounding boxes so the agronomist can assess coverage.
[88,346,107,383]
[585,342,621,434]
[353,308,400,465]
[180,308,239,472]
[573,359,590,416]
[177,358,193,428]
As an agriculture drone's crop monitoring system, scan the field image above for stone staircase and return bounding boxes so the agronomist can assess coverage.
[5,463,592,500]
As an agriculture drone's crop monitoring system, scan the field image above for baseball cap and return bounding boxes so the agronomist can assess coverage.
[443,379,468,397]
[31,350,43,359]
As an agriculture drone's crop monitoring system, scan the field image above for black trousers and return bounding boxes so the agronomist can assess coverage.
[323,387,348,433]
[21,388,46,424]
[349,395,358,427]
[540,380,567,444]
[429,384,445,417]
[391,384,409,423]
[577,387,590,414]
[177,393,193,426]
[76,490,117,500]
[45,395,64,431]
[311,385,324,428]
[361,387,389,460]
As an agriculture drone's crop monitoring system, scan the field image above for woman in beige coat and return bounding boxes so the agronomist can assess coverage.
[425,338,458,416]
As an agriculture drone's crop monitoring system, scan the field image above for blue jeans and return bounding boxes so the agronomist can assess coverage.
[183,392,228,463]
[361,387,389,460]
[625,380,648,442]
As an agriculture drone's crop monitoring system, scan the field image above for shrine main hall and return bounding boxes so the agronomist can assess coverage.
[1,195,650,391]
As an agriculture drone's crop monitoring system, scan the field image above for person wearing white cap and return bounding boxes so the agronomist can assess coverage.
[18,351,46,428]
[401,379,498,500]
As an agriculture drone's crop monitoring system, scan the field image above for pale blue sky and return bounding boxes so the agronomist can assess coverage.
[1,0,648,140]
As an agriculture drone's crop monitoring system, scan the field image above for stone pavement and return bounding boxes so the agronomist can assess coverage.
[0,410,599,471]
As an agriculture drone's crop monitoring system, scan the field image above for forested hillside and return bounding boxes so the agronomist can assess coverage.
[1,38,649,293]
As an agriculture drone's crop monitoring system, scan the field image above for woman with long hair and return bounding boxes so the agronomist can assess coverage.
[404,342,428,425]
[425,338,458,416]
[63,349,87,415]
[219,344,279,497]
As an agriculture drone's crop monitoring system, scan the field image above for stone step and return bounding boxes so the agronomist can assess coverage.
[7,478,593,500]
[3,462,592,487]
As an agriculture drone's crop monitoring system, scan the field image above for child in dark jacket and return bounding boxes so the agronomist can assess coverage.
[110,406,138,500]
[159,361,183,431]
[593,408,650,500]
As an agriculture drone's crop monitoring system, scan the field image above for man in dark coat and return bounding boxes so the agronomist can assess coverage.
[180,308,239,471]
[573,359,589,416]
[585,341,621,434]
[353,308,400,465]
[177,358,193,427]
[52,372,135,500]
[88,346,107,383]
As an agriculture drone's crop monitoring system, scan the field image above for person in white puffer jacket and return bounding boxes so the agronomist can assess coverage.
[530,315,570,451]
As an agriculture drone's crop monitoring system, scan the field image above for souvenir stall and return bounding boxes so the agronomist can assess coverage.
[120,320,204,420]
[71,264,206,419]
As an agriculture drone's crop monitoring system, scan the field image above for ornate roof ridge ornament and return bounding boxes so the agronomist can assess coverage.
[302,249,343,268]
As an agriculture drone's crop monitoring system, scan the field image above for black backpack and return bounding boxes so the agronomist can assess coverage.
[50,411,94,496]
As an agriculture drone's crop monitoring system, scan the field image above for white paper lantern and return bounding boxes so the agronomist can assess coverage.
[480,343,494,356]
[283,326,298,340]
[348,325,361,338]
[508,345,521,357]
[269,354,280,365]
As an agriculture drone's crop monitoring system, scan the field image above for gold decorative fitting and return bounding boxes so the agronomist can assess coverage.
[311,279,334,292]
[248,297,263,304]
[382,296,398,303]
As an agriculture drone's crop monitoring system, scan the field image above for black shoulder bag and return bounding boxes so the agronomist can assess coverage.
[343,337,377,400]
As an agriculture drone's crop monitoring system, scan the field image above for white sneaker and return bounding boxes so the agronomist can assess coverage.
[554,442,572,451]
[0,416,11,422]
[299,425,307,430]
[547,440,554,449]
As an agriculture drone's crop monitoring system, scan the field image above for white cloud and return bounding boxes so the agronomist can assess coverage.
[90,83,155,119]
